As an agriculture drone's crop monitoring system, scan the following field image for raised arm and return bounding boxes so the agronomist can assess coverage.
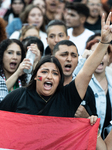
[75,12,112,99]
[96,129,112,150]
[104,129,112,150]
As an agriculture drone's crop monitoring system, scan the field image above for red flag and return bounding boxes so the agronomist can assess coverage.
[0,111,100,150]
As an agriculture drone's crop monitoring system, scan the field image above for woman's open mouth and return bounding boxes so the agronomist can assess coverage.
[10,62,17,69]
[44,81,53,90]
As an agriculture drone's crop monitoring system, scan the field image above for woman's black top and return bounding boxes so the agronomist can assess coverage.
[0,81,83,117]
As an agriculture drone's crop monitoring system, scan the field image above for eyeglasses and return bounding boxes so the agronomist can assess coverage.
[22,23,38,27]
[88,3,102,7]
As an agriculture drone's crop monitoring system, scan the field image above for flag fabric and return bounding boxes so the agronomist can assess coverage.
[0,111,100,150]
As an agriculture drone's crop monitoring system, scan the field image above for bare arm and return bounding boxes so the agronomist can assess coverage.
[104,129,112,150]
[96,130,112,150]
[89,117,112,150]
[96,136,107,150]
[75,12,112,99]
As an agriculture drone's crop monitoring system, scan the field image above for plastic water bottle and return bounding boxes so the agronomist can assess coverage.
[24,48,35,74]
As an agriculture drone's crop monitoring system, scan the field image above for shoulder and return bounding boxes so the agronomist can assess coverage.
[39,30,47,37]
[106,67,112,76]
[45,46,51,55]
[62,80,79,96]
[106,68,112,86]
[67,28,73,33]
[84,28,95,35]
[86,85,94,95]
[0,76,8,101]
[7,18,21,26]
[7,87,26,98]
[9,31,20,39]
[0,76,7,89]
[12,18,21,23]
[1,87,26,104]
[0,87,27,111]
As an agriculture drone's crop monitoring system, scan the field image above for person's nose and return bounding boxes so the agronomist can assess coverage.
[47,72,53,79]
[35,16,38,21]
[12,53,17,59]
[54,36,59,43]
[67,55,72,61]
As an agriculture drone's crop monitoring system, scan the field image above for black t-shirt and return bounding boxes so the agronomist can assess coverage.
[83,86,97,116]
[0,81,82,117]
[45,46,52,55]
[44,15,52,29]
[84,16,101,33]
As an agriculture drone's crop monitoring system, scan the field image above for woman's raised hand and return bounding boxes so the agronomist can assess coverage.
[16,58,32,77]
[27,44,41,60]
[101,12,112,43]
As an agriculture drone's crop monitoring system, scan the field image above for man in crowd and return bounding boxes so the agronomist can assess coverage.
[64,2,94,55]
[45,19,70,55]
[53,40,96,117]
[85,0,102,33]
[44,0,59,28]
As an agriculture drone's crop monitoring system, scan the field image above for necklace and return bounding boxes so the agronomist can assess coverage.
[38,93,52,103]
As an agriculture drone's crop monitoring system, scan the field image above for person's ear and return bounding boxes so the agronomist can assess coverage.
[19,36,23,41]
[34,76,37,80]
[46,37,48,44]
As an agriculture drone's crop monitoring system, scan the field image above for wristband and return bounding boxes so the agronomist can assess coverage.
[100,40,110,44]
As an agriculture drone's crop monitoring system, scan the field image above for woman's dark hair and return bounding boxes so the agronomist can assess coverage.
[86,39,111,54]
[86,32,101,44]
[0,18,7,43]
[27,55,64,92]
[0,39,27,85]
[24,36,44,56]
[20,4,45,32]
[53,40,78,55]
[4,0,25,22]
[65,2,90,18]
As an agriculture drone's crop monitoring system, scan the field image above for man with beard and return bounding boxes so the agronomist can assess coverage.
[85,0,102,33]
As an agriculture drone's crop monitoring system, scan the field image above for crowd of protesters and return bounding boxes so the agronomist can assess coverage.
[0,0,112,149]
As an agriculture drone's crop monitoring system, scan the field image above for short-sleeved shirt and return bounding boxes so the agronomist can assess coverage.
[0,81,82,117]
[84,16,101,33]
